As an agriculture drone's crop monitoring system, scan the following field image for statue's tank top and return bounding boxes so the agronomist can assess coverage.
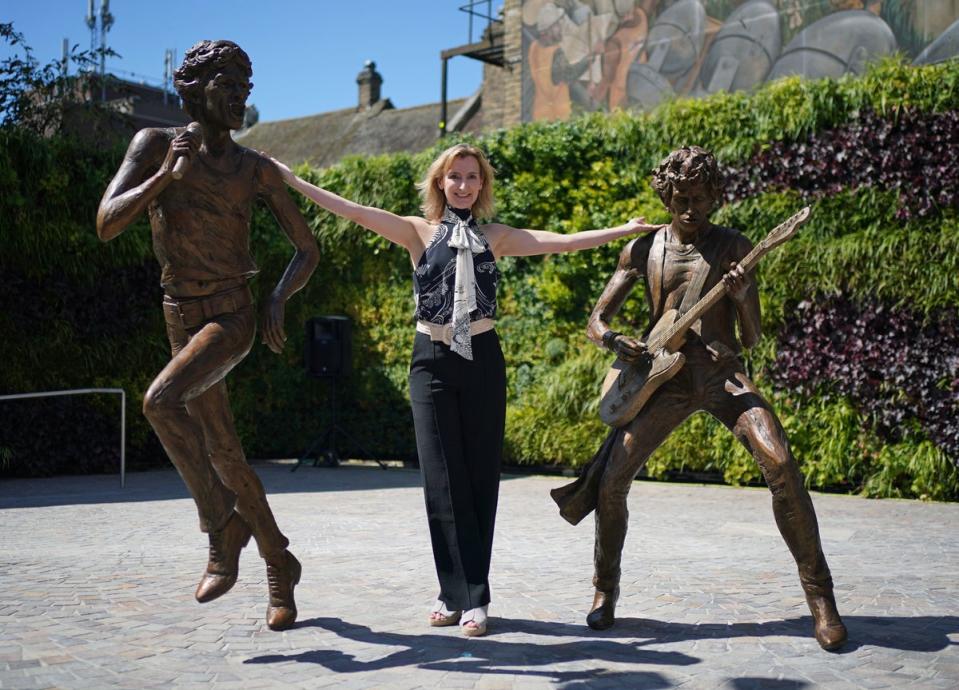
[148,138,259,296]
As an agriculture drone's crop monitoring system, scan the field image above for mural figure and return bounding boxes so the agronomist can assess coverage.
[644,0,709,89]
[521,0,959,120]
[96,40,319,631]
[528,3,577,120]
[526,0,650,119]
[767,9,897,80]
[697,0,781,94]
[915,17,959,64]
[603,2,652,109]
[551,146,848,651]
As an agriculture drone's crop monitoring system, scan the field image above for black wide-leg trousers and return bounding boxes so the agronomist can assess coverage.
[409,330,507,611]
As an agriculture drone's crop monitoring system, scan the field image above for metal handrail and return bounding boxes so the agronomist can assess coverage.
[459,0,501,43]
[0,388,126,487]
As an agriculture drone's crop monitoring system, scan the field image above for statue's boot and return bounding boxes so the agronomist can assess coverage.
[586,586,619,631]
[265,550,302,631]
[195,511,252,603]
[806,591,848,651]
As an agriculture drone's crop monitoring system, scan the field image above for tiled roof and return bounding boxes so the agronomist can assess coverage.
[236,97,478,169]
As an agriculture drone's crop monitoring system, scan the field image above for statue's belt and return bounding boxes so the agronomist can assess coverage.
[162,285,252,330]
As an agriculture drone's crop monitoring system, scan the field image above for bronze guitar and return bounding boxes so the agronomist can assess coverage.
[598,206,811,428]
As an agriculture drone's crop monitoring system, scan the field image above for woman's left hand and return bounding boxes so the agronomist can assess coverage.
[623,217,661,235]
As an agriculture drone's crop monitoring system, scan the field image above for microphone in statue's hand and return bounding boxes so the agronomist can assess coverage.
[171,122,202,180]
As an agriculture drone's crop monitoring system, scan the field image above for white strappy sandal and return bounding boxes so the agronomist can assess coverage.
[429,599,462,627]
[460,604,488,637]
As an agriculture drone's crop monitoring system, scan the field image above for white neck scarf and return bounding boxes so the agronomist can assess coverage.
[444,206,486,360]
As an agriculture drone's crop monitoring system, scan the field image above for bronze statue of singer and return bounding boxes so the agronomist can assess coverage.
[96,40,319,630]
[551,146,847,651]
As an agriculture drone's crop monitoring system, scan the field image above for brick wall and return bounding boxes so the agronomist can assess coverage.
[479,0,523,130]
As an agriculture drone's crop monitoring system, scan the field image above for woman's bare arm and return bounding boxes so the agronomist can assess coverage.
[483,218,660,258]
[272,158,429,254]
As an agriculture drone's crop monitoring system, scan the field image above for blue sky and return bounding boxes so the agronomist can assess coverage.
[2,1,501,122]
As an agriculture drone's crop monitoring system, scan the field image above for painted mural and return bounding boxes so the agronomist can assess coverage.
[520,0,959,121]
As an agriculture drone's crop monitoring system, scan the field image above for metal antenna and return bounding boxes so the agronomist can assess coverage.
[86,0,114,100]
[98,0,114,101]
[85,0,96,53]
[163,49,173,105]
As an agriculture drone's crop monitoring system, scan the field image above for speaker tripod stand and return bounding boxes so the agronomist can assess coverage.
[292,378,386,471]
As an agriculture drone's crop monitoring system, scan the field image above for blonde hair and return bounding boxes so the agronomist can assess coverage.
[417,144,496,222]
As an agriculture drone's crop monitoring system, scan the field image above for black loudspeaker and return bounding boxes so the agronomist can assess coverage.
[305,316,351,378]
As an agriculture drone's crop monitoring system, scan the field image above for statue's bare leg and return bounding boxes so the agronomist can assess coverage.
[188,379,288,557]
[143,306,300,627]
[144,308,255,536]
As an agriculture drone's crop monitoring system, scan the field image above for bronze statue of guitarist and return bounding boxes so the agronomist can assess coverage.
[551,146,847,651]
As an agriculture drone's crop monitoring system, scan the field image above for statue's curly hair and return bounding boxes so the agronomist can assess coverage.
[651,146,724,209]
[173,40,252,119]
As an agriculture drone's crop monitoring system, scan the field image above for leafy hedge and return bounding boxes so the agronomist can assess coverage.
[2,57,957,500]
[725,108,959,219]
[771,297,959,470]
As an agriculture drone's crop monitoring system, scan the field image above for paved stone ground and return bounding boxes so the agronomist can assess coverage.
[1,462,957,690]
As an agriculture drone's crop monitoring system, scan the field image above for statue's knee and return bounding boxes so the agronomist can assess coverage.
[142,387,171,421]
[739,413,797,490]
[762,457,787,493]
[759,449,803,496]
[597,478,629,514]
[620,430,641,455]
[597,435,644,511]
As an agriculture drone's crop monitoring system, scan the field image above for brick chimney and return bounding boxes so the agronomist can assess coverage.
[356,60,382,111]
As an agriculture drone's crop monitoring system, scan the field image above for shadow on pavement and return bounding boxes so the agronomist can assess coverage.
[244,616,695,686]
[727,680,811,690]
[497,614,959,654]
[0,464,428,509]
[0,463,543,509]
[243,613,959,682]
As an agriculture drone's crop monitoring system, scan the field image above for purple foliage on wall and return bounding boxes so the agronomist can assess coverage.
[725,109,959,219]
[770,296,959,464]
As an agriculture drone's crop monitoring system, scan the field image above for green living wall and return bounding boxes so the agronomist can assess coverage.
[1,57,956,499]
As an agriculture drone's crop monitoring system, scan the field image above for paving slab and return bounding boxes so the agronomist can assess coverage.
[1,462,957,689]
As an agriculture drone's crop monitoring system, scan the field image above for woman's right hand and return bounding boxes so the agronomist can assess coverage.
[622,217,661,236]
